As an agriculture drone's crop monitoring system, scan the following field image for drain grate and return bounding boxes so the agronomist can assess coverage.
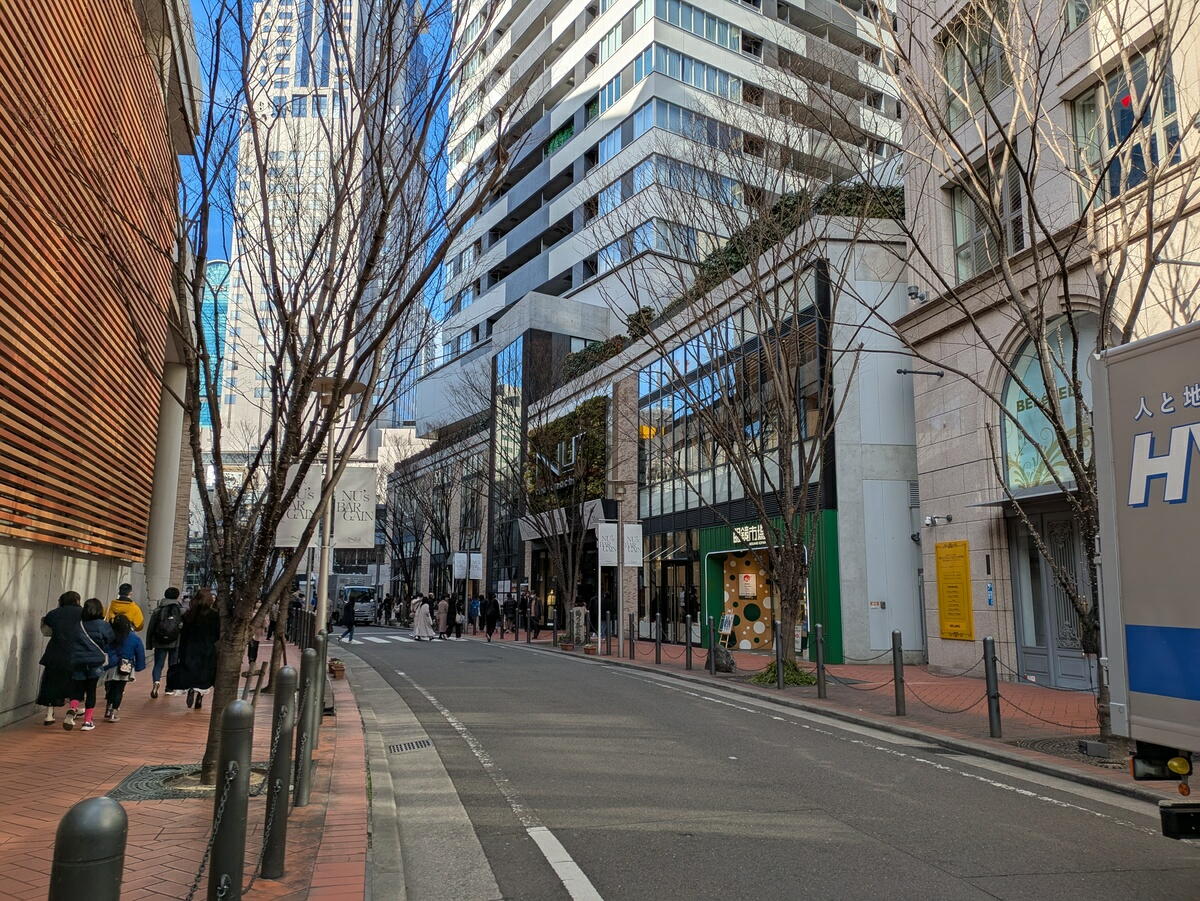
[387,739,432,754]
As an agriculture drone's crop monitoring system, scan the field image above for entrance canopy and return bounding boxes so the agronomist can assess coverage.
[518,497,614,541]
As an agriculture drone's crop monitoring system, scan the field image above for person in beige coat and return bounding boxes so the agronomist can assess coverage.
[436,597,450,640]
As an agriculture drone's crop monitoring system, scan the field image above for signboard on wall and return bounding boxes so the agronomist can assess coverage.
[935,540,975,640]
[596,522,618,566]
[732,523,767,547]
[738,572,758,599]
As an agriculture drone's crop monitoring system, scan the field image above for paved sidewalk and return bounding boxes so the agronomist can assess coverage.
[0,640,367,901]
[471,628,1176,799]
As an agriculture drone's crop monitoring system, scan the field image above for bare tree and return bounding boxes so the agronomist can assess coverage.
[846,0,1200,733]
[581,101,903,666]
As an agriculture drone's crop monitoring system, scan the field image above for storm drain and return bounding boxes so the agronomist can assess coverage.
[387,739,432,754]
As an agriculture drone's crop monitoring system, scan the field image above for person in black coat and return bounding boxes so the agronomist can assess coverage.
[483,594,501,642]
[62,598,115,731]
[167,588,221,710]
[37,591,83,726]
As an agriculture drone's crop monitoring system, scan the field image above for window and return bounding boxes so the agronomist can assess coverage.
[1066,0,1090,31]
[254,387,268,399]
[1073,54,1180,202]
[597,127,622,164]
[291,95,308,117]
[953,158,1024,282]
[597,24,622,63]
[939,1,1011,130]
[655,0,742,51]
[598,74,622,112]
[312,94,328,116]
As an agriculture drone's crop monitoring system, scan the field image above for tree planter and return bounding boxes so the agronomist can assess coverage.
[583,644,597,656]
[559,642,575,652]
[328,659,346,680]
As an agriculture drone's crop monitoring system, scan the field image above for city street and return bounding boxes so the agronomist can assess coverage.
[342,628,1200,901]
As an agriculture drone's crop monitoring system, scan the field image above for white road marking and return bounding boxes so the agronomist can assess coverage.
[388,636,415,643]
[360,636,391,643]
[398,671,605,901]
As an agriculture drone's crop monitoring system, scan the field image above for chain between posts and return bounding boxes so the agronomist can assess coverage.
[184,765,238,901]
[240,700,289,896]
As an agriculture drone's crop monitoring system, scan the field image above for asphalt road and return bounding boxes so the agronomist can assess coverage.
[343,627,1200,901]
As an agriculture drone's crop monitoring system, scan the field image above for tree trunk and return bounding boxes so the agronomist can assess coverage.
[263,592,289,693]
[199,615,253,784]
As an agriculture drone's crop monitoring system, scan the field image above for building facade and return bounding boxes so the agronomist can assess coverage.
[0,0,198,725]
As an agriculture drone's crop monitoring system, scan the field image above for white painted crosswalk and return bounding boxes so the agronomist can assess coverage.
[361,636,391,643]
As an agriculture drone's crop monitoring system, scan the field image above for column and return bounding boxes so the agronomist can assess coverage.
[143,362,187,602]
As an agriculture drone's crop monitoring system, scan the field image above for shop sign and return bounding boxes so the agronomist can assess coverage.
[732,524,767,547]
[452,552,468,579]
[596,522,618,566]
[935,540,975,641]
[622,523,643,567]
[738,572,758,598]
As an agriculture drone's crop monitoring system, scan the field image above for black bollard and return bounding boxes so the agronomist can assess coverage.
[312,631,326,750]
[49,797,127,901]
[708,618,717,675]
[775,620,785,689]
[261,666,298,879]
[815,623,827,699]
[685,615,692,670]
[294,647,318,807]
[628,612,636,660]
[892,630,906,716]
[655,613,662,665]
[210,700,253,901]
[552,613,558,647]
[526,612,531,644]
[984,636,1002,738]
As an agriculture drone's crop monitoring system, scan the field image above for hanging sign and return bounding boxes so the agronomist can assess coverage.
[332,467,377,549]
[453,552,468,579]
[276,465,322,548]
[469,553,484,580]
[935,540,975,640]
[596,522,619,566]
[622,523,643,567]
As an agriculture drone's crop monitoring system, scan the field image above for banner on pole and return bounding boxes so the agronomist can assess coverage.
[622,523,642,567]
[276,465,322,548]
[596,522,618,566]
[453,552,468,579]
[469,553,484,580]
[333,467,377,549]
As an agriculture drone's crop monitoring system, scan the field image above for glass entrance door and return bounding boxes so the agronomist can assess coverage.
[1011,512,1093,690]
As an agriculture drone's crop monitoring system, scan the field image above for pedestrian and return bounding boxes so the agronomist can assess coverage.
[502,594,517,636]
[145,587,184,699]
[36,591,83,726]
[518,592,530,637]
[450,598,464,639]
[63,598,114,731]
[103,613,146,722]
[339,594,357,643]
[167,587,221,710]
[412,595,436,640]
[469,594,481,630]
[530,594,543,639]
[106,582,145,632]
[383,594,394,627]
[436,596,450,639]
[248,614,266,664]
[483,593,500,642]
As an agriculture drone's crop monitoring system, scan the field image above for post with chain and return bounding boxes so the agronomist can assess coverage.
[526,611,531,643]
[312,631,327,750]
[815,624,827,699]
[210,700,253,901]
[655,613,662,665]
[984,636,1002,738]
[775,620,785,689]
[294,647,318,807]
[685,615,692,670]
[892,630,906,716]
[551,608,558,646]
[49,797,127,901]
[261,666,298,880]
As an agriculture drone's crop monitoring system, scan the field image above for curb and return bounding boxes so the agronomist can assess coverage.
[505,638,1170,806]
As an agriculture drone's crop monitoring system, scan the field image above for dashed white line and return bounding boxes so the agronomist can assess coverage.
[397,670,606,901]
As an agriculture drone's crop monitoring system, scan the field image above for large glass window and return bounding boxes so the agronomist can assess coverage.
[939,1,1011,130]
[952,157,1024,282]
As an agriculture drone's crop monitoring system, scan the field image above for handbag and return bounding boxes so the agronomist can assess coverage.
[117,658,134,677]
[456,613,466,625]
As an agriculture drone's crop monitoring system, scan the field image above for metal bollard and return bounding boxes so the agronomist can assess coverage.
[655,613,662,664]
[984,636,1002,738]
[892,630,906,716]
[629,612,636,659]
[313,631,327,750]
[775,620,784,689]
[49,797,127,901]
[708,618,717,675]
[261,666,298,880]
[815,623,827,699]
[526,613,531,643]
[552,613,558,647]
[294,647,318,807]
[606,617,613,656]
[685,615,692,670]
[210,700,253,901]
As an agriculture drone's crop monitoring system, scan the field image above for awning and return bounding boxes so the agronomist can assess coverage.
[967,483,1078,508]
[519,498,612,541]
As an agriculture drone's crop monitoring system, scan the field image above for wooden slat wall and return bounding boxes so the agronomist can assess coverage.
[0,1,177,561]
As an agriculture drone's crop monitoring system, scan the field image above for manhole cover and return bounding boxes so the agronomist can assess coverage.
[387,739,432,754]
[110,763,269,800]
[1011,735,1127,769]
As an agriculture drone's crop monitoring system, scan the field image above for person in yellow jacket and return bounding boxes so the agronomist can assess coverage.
[106,583,145,632]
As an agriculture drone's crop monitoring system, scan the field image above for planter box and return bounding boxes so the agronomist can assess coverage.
[559,643,575,651]
[583,645,597,656]
[328,664,345,680]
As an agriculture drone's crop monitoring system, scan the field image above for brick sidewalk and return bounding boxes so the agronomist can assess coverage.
[0,640,367,901]
[476,628,1175,797]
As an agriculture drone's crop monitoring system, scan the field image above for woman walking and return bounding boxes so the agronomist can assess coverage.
[483,594,500,642]
[37,591,83,726]
[436,596,450,640]
[103,614,146,722]
[64,598,114,731]
[412,595,436,640]
[167,588,221,710]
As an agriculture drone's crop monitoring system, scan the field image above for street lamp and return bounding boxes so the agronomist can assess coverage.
[311,376,366,641]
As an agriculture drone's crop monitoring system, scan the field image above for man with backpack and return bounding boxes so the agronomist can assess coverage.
[146,587,184,699]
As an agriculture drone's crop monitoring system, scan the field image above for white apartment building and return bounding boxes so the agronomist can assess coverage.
[416,0,903,434]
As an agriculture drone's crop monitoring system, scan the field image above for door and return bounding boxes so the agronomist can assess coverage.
[1011,512,1093,690]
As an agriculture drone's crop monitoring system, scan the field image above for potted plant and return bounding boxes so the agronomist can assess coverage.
[583,642,597,656]
[559,639,575,651]
[328,658,346,679]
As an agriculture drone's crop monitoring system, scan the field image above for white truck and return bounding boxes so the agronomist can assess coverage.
[1093,321,1200,838]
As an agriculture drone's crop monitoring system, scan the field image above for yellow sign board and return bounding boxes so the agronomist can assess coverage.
[935,540,975,641]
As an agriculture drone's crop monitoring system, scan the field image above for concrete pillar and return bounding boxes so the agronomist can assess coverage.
[143,362,187,603]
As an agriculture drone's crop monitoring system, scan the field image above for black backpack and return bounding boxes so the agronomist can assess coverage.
[155,603,183,644]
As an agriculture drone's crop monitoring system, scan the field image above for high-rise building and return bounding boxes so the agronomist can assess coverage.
[416,0,901,434]
[199,260,230,429]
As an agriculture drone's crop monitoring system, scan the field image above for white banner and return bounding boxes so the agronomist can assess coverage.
[452,552,468,579]
[622,522,643,567]
[333,467,377,549]
[469,552,484,580]
[276,465,322,548]
[596,522,618,566]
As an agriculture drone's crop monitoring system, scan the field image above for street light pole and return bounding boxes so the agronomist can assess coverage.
[315,413,336,642]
